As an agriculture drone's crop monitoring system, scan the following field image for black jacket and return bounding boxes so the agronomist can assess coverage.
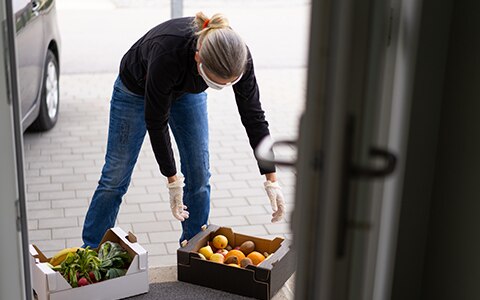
[119,17,275,177]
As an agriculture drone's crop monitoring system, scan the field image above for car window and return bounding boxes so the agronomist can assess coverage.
[12,0,30,13]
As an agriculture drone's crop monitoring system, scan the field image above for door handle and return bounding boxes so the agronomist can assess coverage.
[337,115,397,257]
[255,135,297,167]
[350,147,397,178]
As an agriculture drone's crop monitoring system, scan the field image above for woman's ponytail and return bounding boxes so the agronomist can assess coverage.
[193,12,247,80]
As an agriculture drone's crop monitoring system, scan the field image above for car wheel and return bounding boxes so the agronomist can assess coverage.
[29,50,59,131]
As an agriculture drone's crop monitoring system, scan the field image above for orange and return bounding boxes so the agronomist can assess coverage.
[247,251,265,265]
[224,249,245,263]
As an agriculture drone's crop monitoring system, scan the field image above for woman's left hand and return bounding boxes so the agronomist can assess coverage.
[264,180,285,222]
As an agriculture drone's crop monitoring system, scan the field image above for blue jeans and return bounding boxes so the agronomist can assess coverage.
[82,76,210,248]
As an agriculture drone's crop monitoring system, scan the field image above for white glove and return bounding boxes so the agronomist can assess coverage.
[167,178,189,221]
[264,180,286,223]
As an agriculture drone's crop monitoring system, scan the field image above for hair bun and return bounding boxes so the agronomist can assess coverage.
[202,19,210,29]
[194,12,229,32]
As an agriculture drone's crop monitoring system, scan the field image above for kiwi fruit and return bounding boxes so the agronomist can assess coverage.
[240,257,253,268]
[239,240,255,255]
[224,256,239,265]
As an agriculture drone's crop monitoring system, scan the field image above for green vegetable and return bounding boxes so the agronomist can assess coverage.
[98,241,132,279]
[52,247,101,287]
[51,241,132,288]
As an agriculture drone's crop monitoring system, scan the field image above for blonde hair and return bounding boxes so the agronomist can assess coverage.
[194,12,248,79]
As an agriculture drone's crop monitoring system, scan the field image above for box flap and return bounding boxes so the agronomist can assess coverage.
[177,224,219,265]
[258,239,291,269]
[97,227,148,270]
[30,244,49,263]
[35,263,71,292]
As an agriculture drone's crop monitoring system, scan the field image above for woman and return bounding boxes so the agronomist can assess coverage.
[82,12,285,248]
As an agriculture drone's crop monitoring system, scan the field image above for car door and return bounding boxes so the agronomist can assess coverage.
[14,0,45,122]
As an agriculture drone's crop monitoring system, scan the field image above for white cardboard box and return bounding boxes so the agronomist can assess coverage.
[30,227,149,300]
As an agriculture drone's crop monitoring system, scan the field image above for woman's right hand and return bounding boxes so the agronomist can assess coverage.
[167,177,189,221]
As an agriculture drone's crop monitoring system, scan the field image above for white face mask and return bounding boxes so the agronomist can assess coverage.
[199,63,242,90]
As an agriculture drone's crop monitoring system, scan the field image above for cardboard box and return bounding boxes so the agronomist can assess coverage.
[30,227,149,300]
[177,224,295,300]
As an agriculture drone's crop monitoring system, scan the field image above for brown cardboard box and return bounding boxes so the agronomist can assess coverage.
[177,224,295,300]
[30,227,148,300]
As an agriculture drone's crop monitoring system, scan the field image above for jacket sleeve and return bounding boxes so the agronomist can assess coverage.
[144,46,180,177]
[232,50,276,175]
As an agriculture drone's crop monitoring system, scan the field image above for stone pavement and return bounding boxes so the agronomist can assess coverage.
[23,0,308,270]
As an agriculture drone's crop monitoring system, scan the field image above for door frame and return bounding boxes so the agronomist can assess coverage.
[0,0,33,299]
[293,0,424,299]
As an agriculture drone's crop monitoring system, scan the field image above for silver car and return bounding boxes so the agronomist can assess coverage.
[14,0,61,131]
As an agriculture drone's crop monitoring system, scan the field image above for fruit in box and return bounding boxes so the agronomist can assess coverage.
[240,257,253,268]
[212,235,229,249]
[209,253,225,263]
[224,256,239,265]
[49,247,82,266]
[224,249,245,262]
[195,233,273,268]
[216,249,228,257]
[239,241,255,255]
[198,245,214,259]
[247,251,265,265]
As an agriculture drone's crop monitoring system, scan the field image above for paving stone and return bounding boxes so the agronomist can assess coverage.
[26,201,51,210]
[143,243,168,256]
[51,174,86,183]
[148,255,176,267]
[29,161,63,169]
[28,220,38,230]
[165,242,181,255]
[25,176,51,185]
[139,202,169,212]
[211,197,249,207]
[40,167,74,176]
[117,213,157,224]
[209,216,249,227]
[39,217,78,229]
[149,231,182,243]
[64,207,88,217]
[231,225,269,236]
[210,189,232,199]
[28,209,64,219]
[27,183,63,193]
[265,222,292,235]
[229,187,266,198]
[208,207,231,217]
[132,221,172,233]
[228,204,268,217]
[246,214,280,225]
[155,211,174,221]
[29,239,66,252]
[29,229,52,241]
[66,238,83,248]
[118,204,141,213]
[52,226,83,239]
